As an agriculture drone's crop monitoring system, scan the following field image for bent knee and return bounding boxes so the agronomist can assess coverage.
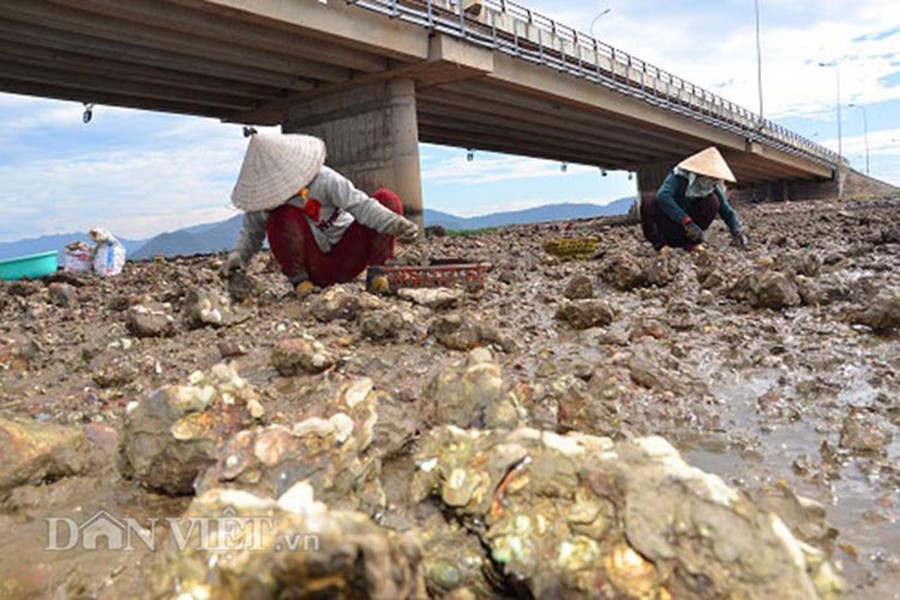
[372,188,403,215]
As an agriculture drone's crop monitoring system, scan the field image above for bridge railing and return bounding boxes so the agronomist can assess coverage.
[346,0,842,169]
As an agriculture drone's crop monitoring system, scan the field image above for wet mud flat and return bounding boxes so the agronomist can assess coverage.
[0,196,898,598]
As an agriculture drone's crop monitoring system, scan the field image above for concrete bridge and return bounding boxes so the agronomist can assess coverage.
[0,0,854,220]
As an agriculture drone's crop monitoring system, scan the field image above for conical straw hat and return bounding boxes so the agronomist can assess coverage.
[231,134,327,211]
[677,147,736,182]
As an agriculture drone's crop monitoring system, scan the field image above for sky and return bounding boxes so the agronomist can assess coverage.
[0,0,898,242]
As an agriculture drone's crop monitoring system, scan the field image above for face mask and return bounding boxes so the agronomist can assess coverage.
[686,173,721,198]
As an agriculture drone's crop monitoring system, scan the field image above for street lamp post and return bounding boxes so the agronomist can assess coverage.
[848,103,870,175]
[818,62,842,196]
[754,0,764,121]
[590,7,611,38]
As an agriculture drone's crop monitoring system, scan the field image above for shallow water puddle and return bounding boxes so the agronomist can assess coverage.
[681,368,899,593]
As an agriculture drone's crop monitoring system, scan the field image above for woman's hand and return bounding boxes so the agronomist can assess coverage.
[220,251,245,277]
[393,218,420,243]
[730,228,748,249]
[684,221,704,243]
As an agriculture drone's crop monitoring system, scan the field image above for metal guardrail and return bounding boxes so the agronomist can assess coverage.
[345,0,842,170]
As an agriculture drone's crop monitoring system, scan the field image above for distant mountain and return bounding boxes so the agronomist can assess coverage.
[0,232,146,262]
[1,200,635,263]
[132,215,244,260]
[422,209,469,230]
[177,220,234,236]
[424,198,633,230]
[135,202,634,258]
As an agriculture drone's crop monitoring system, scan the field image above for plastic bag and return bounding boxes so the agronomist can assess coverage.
[63,241,93,273]
[89,228,126,277]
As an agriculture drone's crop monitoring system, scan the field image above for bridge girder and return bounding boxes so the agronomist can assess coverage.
[0,0,839,196]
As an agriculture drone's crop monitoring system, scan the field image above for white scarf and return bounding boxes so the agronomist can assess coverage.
[675,167,722,198]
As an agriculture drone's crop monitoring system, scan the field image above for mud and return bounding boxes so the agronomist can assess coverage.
[0,196,898,598]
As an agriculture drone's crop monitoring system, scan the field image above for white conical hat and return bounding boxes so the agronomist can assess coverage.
[231,133,327,211]
[677,146,736,182]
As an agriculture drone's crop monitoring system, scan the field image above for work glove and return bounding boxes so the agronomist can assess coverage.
[730,228,748,249]
[392,217,420,244]
[684,221,704,243]
[220,251,244,277]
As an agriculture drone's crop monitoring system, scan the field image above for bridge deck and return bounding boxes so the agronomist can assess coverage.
[0,0,838,184]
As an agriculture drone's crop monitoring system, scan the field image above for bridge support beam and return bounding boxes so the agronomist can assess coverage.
[282,79,424,226]
[769,180,791,202]
[635,160,676,202]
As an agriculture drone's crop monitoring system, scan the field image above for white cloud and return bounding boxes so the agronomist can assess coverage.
[819,127,900,185]
[827,127,900,157]
[422,154,598,186]
[0,122,247,241]
[528,0,900,120]
[0,2,897,243]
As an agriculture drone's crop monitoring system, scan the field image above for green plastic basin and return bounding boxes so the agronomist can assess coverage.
[0,251,59,281]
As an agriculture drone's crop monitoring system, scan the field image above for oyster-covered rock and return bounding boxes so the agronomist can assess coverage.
[429,313,511,352]
[732,269,801,310]
[197,378,385,513]
[412,427,844,599]
[91,356,140,389]
[550,372,623,435]
[780,250,822,277]
[225,268,261,303]
[563,275,594,300]
[152,483,426,599]
[181,286,248,329]
[796,275,828,306]
[425,348,525,429]
[754,483,838,551]
[398,287,464,310]
[643,254,678,288]
[0,335,39,372]
[270,337,335,376]
[752,270,802,309]
[47,282,77,308]
[555,300,615,330]
[849,290,900,332]
[838,408,892,456]
[360,308,415,342]
[599,252,647,291]
[125,302,176,338]
[0,417,89,497]
[310,286,363,322]
[119,363,263,495]
[421,518,498,598]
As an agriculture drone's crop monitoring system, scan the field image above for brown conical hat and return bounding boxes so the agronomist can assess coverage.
[677,147,736,182]
[231,133,327,211]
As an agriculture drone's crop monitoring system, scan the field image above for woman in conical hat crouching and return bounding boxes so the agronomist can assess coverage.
[639,146,748,252]
[223,133,419,296]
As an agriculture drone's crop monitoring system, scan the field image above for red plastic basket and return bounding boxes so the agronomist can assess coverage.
[366,263,492,294]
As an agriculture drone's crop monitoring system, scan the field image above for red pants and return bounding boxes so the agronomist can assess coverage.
[266,189,402,287]
[640,192,720,250]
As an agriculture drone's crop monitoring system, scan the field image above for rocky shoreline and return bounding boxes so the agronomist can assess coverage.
[1,197,897,598]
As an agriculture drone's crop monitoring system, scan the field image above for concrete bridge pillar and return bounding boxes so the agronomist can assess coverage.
[635,160,676,202]
[282,79,424,226]
[767,180,791,202]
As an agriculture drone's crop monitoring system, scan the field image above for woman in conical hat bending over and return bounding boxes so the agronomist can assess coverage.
[223,133,420,296]
[639,146,748,253]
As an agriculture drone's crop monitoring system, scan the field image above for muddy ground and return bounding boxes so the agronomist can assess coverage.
[0,196,898,599]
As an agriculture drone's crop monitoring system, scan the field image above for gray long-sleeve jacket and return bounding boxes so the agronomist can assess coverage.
[234,166,404,262]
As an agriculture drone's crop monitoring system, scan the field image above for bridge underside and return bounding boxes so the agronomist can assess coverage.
[0,0,841,214]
